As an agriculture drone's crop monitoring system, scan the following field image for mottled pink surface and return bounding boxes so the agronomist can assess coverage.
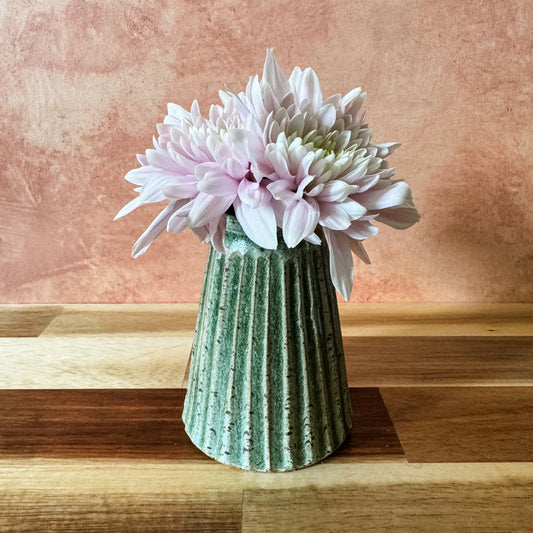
[1,0,532,303]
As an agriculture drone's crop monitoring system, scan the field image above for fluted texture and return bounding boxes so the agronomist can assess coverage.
[183,216,352,471]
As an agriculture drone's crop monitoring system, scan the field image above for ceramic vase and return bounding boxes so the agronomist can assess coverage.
[182,215,352,471]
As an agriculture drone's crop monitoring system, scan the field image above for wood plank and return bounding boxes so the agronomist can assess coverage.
[0,337,191,389]
[328,388,404,462]
[36,303,533,337]
[0,389,204,460]
[41,304,199,336]
[381,387,533,462]
[339,303,533,337]
[242,463,533,533]
[182,336,533,389]
[0,389,402,463]
[344,336,533,387]
[0,460,244,533]
[3,335,532,390]
[0,305,63,337]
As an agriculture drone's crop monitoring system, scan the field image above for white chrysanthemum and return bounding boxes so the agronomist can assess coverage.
[219,50,419,298]
[117,50,420,300]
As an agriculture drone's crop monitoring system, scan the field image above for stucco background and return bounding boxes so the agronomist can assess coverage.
[1,0,532,303]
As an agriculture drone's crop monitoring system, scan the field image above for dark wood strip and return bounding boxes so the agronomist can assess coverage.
[0,388,403,462]
[381,386,533,462]
[0,305,63,337]
[329,388,404,461]
[344,336,533,386]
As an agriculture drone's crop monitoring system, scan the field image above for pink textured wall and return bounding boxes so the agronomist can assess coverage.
[1,0,532,303]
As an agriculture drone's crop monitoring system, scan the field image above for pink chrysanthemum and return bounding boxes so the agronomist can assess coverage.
[116,50,420,299]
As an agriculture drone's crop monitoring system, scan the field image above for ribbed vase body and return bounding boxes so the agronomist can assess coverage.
[182,216,352,471]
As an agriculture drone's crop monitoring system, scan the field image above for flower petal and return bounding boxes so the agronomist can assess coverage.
[266,145,294,180]
[209,216,227,253]
[376,205,421,229]
[267,179,296,201]
[304,232,322,245]
[234,198,278,249]
[163,179,198,199]
[188,193,234,227]
[167,211,189,234]
[317,104,337,130]
[349,238,371,264]
[373,142,400,158]
[318,202,351,230]
[340,198,367,220]
[356,174,380,193]
[342,160,370,184]
[298,68,322,112]
[125,166,159,186]
[345,220,379,240]
[262,49,290,102]
[238,179,271,208]
[145,148,181,172]
[131,201,178,257]
[222,158,246,179]
[282,198,319,248]
[323,228,353,301]
[317,181,358,202]
[197,170,239,197]
[340,87,362,108]
[357,181,412,210]
[114,196,143,220]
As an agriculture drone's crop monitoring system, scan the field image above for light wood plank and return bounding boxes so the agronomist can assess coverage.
[0,337,191,389]
[181,336,533,389]
[242,463,533,533]
[381,387,533,462]
[344,336,533,387]
[0,305,63,337]
[0,459,244,533]
[41,304,199,337]
[36,303,533,337]
[4,335,531,390]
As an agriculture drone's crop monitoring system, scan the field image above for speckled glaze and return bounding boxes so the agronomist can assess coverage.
[182,216,352,472]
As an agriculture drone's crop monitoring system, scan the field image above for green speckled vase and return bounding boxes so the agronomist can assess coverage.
[182,215,352,472]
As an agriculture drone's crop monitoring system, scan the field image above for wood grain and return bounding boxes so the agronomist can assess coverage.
[381,387,533,462]
[344,336,533,387]
[0,305,63,337]
[329,388,404,462]
[1,304,532,532]
[39,304,533,337]
[4,334,532,389]
[0,336,191,389]
[0,460,244,533]
[338,303,533,337]
[241,463,533,533]
[41,304,199,337]
[0,388,403,462]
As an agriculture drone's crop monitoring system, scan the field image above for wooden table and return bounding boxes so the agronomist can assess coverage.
[1,304,532,532]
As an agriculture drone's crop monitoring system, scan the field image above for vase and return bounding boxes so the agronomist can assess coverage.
[182,215,352,471]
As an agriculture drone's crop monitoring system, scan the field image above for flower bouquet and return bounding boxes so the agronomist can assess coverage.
[116,50,419,300]
[117,50,419,471]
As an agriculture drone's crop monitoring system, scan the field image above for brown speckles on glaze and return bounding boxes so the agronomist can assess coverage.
[1,0,532,303]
